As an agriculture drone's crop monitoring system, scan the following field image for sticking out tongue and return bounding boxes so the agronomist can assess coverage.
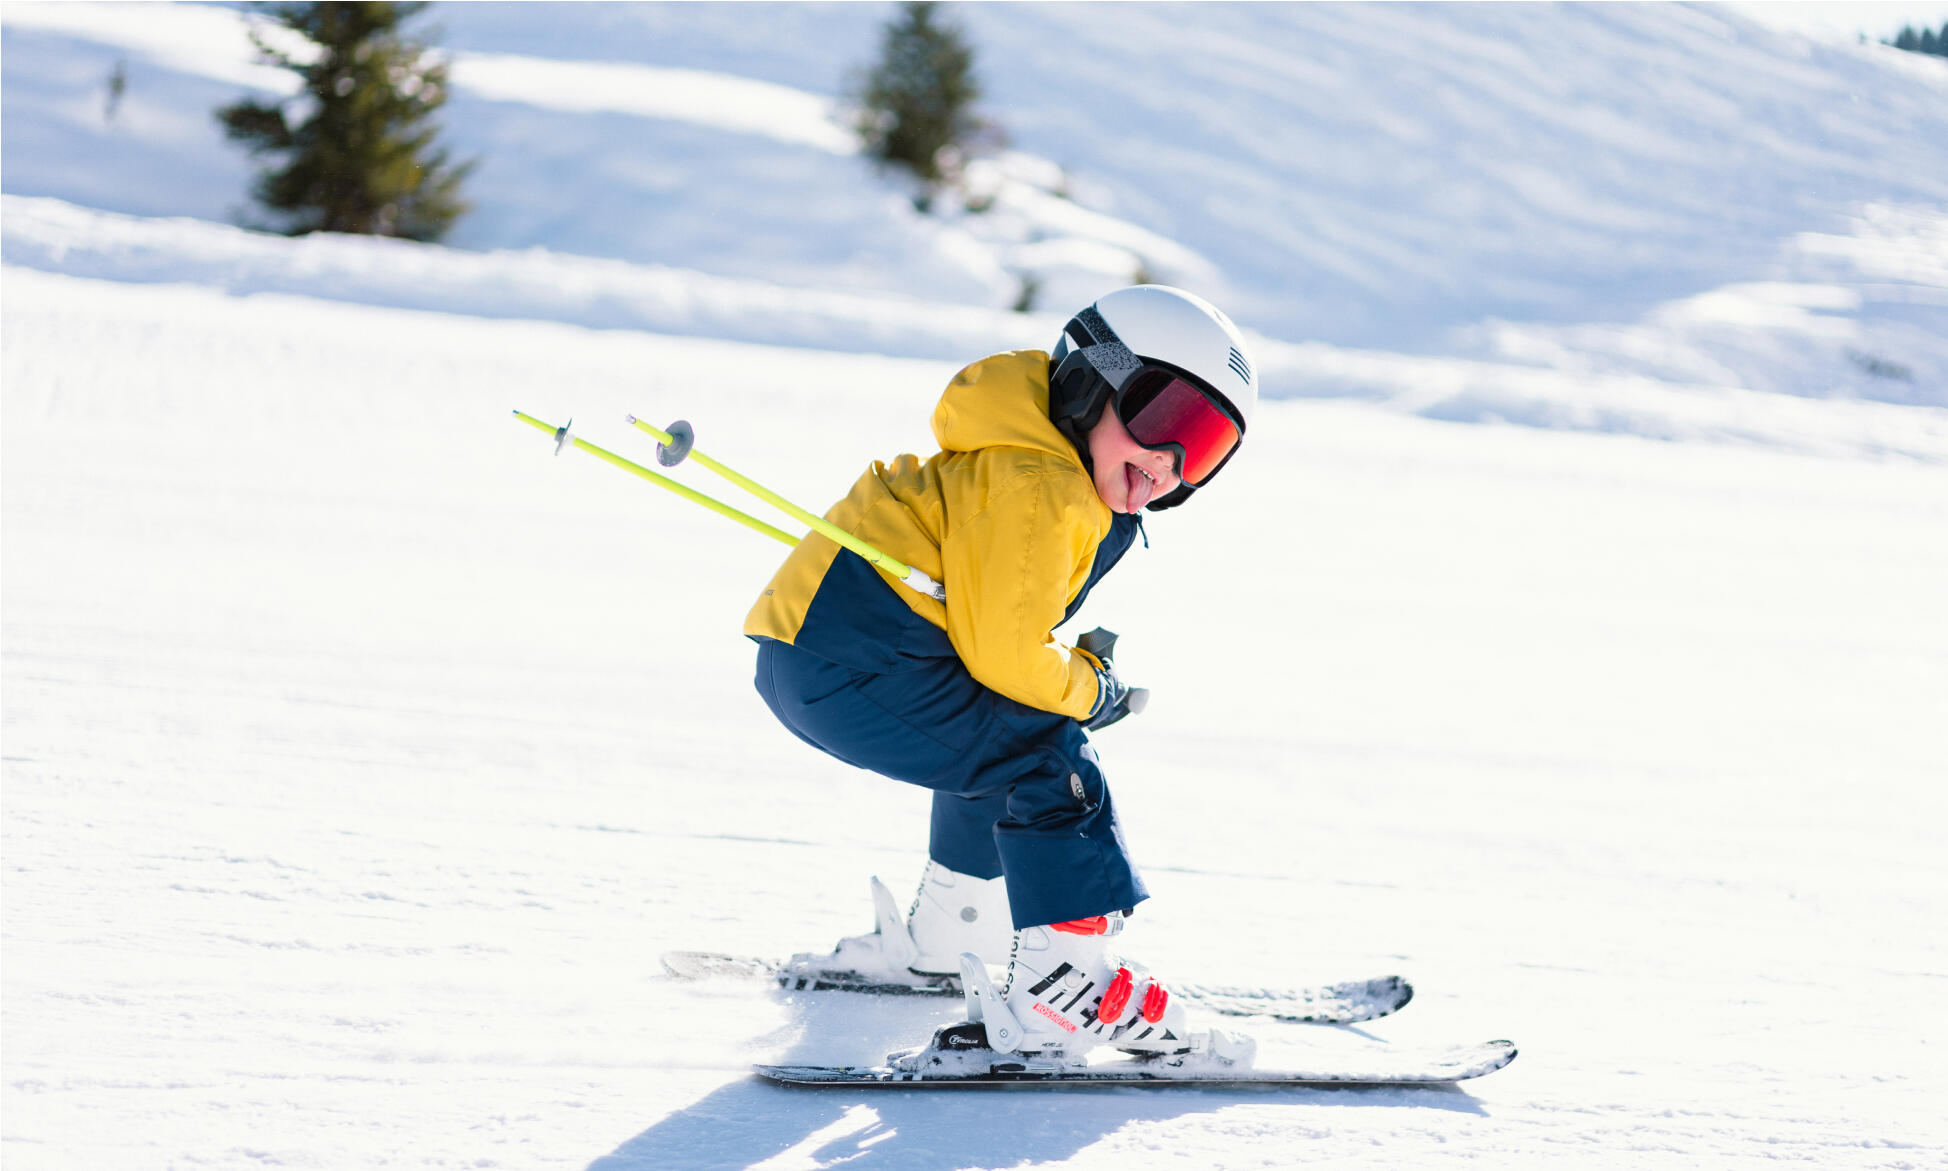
[1124,464,1153,512]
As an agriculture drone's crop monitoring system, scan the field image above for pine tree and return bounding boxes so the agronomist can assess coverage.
[855,1,984,189]
[1890,23,1948,57]
[217,2,471,240]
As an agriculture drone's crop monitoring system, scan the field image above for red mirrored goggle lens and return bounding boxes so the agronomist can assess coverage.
[1119,375,1241,486]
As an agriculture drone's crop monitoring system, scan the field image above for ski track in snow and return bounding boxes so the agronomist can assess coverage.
[5,2,1948,1168]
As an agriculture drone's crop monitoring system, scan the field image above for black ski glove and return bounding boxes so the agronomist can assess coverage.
[1078,627,1150,732]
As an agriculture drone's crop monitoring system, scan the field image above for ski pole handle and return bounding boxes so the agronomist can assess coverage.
[1077,627,1119,663]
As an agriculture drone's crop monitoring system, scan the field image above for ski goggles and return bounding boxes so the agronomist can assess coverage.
[1116,367,1243,487]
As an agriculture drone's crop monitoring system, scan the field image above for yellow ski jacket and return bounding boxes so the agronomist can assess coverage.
[744,349,1141,720]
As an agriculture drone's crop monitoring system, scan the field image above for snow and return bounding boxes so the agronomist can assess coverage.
[12,2,1948,357]
[5,3,1948,1169]
[448,52,858,155]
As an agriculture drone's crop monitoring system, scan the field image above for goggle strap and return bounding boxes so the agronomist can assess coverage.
[1073,306,1143,389]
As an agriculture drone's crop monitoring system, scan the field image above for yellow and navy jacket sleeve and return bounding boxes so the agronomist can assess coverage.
[939,460,1106,717]
[744,350,1135,721]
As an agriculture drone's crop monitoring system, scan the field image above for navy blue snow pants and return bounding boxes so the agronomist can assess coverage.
[753,637,1148,929]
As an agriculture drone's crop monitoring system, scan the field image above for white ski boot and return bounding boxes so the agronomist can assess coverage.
[780,862,1013,988]
[906,860,1012,974]
[1003,912,1189,1054]
[971,911,1256,1068]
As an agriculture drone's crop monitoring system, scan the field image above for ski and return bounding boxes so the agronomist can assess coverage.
[755,1029,1516,1088]
[663,950,1413,1025]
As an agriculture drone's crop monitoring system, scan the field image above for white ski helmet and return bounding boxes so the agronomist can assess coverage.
[1048,285,1259,510]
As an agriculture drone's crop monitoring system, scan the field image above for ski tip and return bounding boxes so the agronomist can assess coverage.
[1462,1040,1519,1078]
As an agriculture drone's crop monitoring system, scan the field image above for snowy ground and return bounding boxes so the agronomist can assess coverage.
[6,261,1946,1170]
[6,3,1948,1169]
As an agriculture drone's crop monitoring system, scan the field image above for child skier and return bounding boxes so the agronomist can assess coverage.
[745,284,1258,1056]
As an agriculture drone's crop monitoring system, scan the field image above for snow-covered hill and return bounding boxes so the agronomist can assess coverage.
[6,0,1948,409]
[4,4,1948,1170]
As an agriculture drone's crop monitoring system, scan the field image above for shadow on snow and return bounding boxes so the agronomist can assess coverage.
[588,986,1488,1170]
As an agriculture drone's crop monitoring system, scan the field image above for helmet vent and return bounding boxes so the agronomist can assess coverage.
[1226,347,1253,386]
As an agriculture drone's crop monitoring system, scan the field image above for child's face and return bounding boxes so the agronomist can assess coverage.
[1086,407,1183,514]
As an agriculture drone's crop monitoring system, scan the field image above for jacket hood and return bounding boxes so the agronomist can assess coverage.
[930,350,1080,466]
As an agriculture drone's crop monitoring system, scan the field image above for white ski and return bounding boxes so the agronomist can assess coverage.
[662,949,1413,1024]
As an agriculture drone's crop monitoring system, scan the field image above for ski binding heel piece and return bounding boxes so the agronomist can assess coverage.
[870,875,919,972]
[960,952,1027,1053]
[886,1020,1010,1078]
[774,875,927,990]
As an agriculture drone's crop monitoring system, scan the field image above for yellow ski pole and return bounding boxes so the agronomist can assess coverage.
[627,416,945,603]
[511,410,799,547]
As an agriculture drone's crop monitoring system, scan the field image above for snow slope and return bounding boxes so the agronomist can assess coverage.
[6,0,1948,399]
[5,3,1948,1169]
[6,255,1946,1171]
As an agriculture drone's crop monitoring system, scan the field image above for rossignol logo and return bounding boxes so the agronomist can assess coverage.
[1032,1000,1078,1033]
